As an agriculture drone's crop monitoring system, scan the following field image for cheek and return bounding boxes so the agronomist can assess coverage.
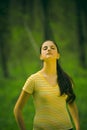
[41,51,46,56]
[53,52,59,58]
[53,51,58,55]
[40,52,46,59]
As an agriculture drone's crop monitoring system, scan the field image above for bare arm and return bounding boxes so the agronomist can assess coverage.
[14,90,31,130]
[68,102,80,130]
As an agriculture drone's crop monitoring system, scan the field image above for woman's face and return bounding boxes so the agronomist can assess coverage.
[40,41,60,61]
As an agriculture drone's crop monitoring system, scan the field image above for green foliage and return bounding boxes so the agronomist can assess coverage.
[0,77,35,130]
[0,0,87,78]
[75,77,87,130]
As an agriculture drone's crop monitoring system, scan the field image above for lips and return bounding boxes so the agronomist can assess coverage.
[46,52,52,55]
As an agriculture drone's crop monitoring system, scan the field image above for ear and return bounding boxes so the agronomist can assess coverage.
[40,54,43,60]
[57,53,60,59]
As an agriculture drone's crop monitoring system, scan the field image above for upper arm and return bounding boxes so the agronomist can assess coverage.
[23,75,35,94]
[14,75,35,113]
[14,90,31,111]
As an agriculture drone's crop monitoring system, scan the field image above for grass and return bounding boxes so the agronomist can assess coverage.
[75,76,87,130]
[0,77,35,130]
[0,59,87,130]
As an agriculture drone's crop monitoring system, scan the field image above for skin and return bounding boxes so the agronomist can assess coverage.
[14,40,80,130]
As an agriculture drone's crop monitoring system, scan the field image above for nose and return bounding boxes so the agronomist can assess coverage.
[47,46,51,51]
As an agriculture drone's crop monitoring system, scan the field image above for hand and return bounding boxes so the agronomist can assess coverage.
[76,125,80,130]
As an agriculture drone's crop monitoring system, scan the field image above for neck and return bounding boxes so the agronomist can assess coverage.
[41,60,57,75]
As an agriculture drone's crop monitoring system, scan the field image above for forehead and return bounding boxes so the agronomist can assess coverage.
[42,41,56,47]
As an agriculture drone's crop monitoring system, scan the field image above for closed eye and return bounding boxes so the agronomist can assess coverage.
[51,46,56,49]
[43,46,48,50]
[42,45,56,50]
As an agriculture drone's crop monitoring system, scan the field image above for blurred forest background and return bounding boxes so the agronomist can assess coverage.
[0,0,87,130]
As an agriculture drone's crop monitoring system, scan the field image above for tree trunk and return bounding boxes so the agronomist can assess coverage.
[0,0,10,77]
[83,4,87,67]
[0,43,9,78]
[41,0,55,41]
[75,0,86,68]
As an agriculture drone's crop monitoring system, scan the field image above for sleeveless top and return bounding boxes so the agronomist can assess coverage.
[23,71,73,130]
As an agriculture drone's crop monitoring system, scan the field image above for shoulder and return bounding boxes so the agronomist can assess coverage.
[27,71,40,81]
[23,71,40,94]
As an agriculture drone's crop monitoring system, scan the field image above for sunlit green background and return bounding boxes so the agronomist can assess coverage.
[0,0,87,130]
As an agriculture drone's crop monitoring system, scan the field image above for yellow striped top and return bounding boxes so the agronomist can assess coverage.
[23,71,73,130]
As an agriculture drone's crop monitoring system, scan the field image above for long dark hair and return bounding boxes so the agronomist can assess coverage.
[40,40,76,104]
[57,61,76,103]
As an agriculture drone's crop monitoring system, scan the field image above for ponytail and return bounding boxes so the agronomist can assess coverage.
[57,60,76,104]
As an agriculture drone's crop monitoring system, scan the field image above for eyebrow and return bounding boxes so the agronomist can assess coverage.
[43,45,55,48]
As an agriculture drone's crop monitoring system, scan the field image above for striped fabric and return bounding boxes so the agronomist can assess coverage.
[23,71,73,130]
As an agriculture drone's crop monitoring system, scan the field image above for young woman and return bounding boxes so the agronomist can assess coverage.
[14,40,80,130]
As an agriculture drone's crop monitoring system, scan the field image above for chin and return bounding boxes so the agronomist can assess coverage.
[44,57,56,61]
